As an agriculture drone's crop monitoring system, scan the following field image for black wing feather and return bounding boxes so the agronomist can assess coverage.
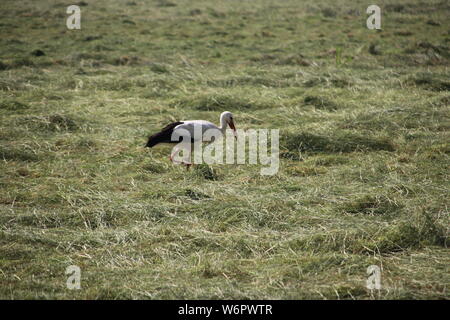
[145,121,184,148]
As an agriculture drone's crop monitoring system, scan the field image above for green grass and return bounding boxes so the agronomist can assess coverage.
[0,0,449,299]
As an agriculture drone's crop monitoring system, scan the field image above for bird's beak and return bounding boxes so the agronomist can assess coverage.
[228,120,237,140]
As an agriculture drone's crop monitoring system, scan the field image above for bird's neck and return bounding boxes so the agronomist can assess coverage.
[219,116,227,132]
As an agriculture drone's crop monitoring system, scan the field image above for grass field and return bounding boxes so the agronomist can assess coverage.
[0,0,449,299]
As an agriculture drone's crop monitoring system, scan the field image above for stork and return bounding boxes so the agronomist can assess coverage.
[145,111,237,166]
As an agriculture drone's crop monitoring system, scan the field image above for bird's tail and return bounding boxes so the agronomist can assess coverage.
[145,135,158,148]
[145,121,184,148]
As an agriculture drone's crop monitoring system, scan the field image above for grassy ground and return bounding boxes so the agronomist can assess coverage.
[0,0,449,299]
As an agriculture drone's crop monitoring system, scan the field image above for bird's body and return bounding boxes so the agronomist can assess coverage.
[146,112,236,148]
[171,120,225,143]
[145,111,237,165]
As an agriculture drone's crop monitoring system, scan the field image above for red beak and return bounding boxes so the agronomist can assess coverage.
[228,121,237,139]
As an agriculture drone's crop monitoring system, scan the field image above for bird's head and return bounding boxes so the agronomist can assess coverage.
[221,111,237,139]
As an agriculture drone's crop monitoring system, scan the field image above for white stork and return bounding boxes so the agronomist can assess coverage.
[145,111,237,166]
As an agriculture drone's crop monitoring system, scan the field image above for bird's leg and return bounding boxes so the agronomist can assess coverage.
[180,145,192,169]
[170,149,180,164]
[181,157,192,170]
[170,143,193,169]
[184,162,192,170]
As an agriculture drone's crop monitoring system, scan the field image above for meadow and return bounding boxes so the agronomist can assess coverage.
[0,0,449,299]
